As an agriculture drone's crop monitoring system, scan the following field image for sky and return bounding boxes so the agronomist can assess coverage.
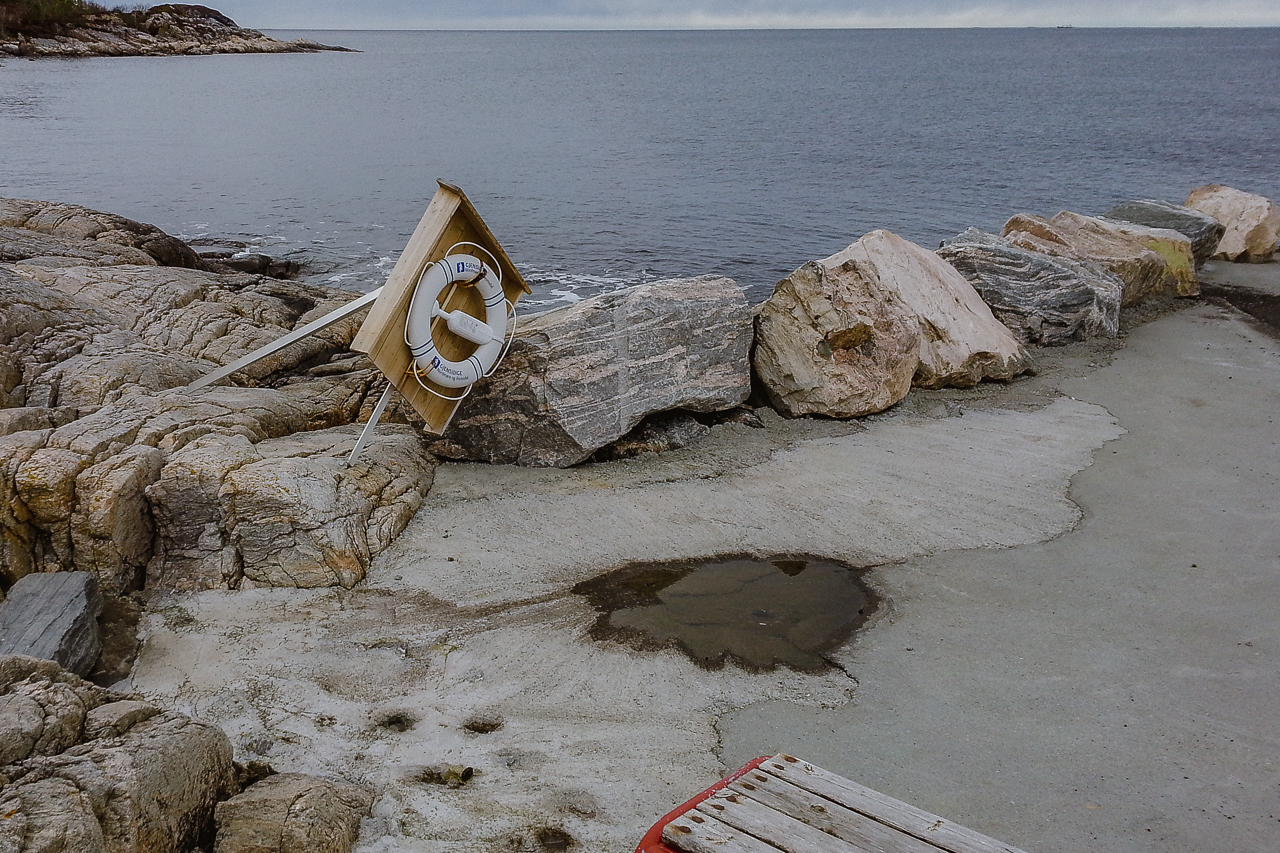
[207,1,1280,30]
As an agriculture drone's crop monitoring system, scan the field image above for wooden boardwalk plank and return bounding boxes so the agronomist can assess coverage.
[695,793,860,853]
[663,810,781,853]
[728,770,947,853]
[758,756,1030,853]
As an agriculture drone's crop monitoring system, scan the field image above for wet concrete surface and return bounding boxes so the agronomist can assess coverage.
[574,557,876,671]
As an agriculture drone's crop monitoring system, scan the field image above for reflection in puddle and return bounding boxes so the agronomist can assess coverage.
[573,557,877,672]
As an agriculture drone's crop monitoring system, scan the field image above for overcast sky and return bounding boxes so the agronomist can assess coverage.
[211,1,1280,30]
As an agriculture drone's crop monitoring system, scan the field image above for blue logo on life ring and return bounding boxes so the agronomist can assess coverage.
[456,261,466,274]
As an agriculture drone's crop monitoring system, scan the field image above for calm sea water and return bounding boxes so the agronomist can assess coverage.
[2,28,1278,306]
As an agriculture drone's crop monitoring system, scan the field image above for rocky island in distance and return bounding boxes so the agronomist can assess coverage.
[0,2,352,58]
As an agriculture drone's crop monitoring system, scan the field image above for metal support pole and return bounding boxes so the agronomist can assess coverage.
[185,287,383,391]
[346,382,396,467]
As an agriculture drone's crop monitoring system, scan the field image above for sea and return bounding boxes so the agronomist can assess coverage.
[2,28,1278,307]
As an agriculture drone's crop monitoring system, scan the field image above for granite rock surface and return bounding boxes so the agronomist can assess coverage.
[753,259,921,417]
[937,228,1121,346]
[1185,184,1280,263]
[1104,199,1225,267]
[0,572,102,675]
[0,654,236,853]
[428,276,753,467]
[1001,211,1180,307]
[214,772,373,853]
[1,198,430,595]
[824,229,1031,388]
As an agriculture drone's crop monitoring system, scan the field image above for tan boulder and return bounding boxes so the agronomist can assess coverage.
[823,230,1031,389]
[1002,211,1178,307]
[753,259,920,417]
[1093,217,1198,297]
[1185,184,1280,262]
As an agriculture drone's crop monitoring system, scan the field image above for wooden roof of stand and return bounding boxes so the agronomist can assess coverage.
[351,181,530,434]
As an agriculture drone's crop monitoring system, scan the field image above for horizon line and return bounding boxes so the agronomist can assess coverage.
[259,24,1280,32]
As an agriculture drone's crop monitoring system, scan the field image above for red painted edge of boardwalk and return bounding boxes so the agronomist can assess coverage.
[634,756,772,853]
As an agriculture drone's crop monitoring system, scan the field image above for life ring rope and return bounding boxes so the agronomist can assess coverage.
[402,242,518,402]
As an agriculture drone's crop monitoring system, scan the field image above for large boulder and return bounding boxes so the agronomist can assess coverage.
[1001,211,1180,307]
[1090,217,1198,297]
[428,276,753,467]
[214,773,373,853]
[822,230,1031,388]
[0,572,102,675]
[1184,184,1280,262]
[0,654,237,853]
[753,259,920,417]
[1104,199,1225,267]
[937,228,1121,346]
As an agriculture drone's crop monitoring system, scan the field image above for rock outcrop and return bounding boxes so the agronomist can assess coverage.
[823,230,1031,388]
[0,572,102,674]
[1184,184,1280,263]
[1,198,433,594]
[427,276,754,467]
[147,423,435,591]
[753,259,921,417]
[937,228,1121,346]
[214,773,373,853]
[0,4,351,58]
[0,654,237,853]
[1001,211,1182,307]
[1104,199,1225,267]
[0,198,202,269]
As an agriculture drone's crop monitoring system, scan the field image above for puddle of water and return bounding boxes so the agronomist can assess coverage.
[573,557,878,672]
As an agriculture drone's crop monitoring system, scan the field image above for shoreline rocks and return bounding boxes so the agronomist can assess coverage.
[937,228,1121,346]
[822,229,1031,389]
[428,275,754,468]
[0,654,369,853]
[1104,199,1226,268]
[1185,184,1280,263]
[1001,210,1182,307]
[753,259,921,418]
[0,5,352,58]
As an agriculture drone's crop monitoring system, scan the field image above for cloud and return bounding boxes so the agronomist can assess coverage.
[214,1,1280,30]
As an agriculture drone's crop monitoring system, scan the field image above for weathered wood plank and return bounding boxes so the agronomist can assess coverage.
[663,809,782,853]
[758,755,1030,853]
[728,771,946,853]
[695,794,860,853]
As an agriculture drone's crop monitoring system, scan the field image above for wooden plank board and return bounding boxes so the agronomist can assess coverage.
[350,180,530,434]
[694,793,860,853]
[663,809,781,853]
[757,755,1030,853]
[727,771,947,853]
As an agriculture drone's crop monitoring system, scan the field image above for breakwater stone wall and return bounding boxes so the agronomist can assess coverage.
[0,185,1275,606]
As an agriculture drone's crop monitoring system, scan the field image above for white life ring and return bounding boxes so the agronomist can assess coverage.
[405,254,508,389]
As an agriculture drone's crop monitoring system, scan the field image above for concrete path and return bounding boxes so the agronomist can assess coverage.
[719,290,1280,852]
